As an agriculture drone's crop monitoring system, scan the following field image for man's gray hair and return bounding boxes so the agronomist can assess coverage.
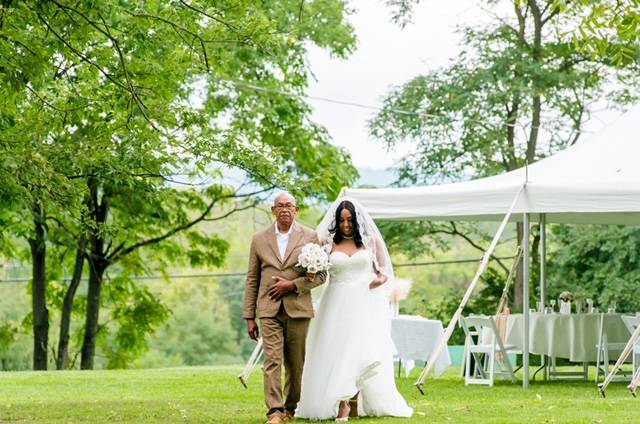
[273,191,297,206]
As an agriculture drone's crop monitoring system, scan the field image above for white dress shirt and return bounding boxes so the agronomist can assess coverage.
[275,222,293,260]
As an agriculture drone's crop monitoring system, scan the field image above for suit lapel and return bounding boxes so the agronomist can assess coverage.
[265,226,281,264]
[282,223,303,266]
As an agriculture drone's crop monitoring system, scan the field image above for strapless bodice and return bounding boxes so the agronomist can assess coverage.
[329,249,374,284]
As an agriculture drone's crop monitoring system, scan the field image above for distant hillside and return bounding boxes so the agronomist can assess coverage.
[214,165,397,191]
[355,167,397,188]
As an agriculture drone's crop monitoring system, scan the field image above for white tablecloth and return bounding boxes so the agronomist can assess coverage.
[391,314,452,377]
[494,313,631,362]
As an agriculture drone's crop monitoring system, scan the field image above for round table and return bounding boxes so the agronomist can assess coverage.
[497,312,630,362]
[390,314,452,377]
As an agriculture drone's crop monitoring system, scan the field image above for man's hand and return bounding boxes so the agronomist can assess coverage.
[246,319,259,340]
[268,276,295,301]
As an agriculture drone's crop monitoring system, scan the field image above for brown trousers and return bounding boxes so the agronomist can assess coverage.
[260,305,310,416]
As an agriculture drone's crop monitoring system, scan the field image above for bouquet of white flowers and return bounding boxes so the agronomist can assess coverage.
[296,243,330,274]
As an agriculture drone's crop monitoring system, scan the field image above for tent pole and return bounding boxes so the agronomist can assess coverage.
[523,213,530,389]
[540,214,546,310]
[414,185,525,393]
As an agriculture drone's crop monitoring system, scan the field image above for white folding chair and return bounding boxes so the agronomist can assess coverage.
[460,315,517,386]
[460,323,487,379]
[621,315,640,376]
[599,315,640,396]
[595,313,631,383]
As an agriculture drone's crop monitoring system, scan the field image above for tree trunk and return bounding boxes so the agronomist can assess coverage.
[80,177,110,370]
[511,1,547,312]
[527,0,543,162]
[513,222,524,310]
[29,202,48,370]
[56,235,86,370]
[530,225,541,306]
[80,256,107,370]
[513,221,539,312]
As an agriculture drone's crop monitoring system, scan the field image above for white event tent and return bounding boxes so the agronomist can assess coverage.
[342,103,640,389]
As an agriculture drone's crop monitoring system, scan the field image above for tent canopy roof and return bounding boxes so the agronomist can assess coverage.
[344,105,640,225]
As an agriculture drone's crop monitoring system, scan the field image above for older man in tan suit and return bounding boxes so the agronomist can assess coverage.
[244,192,326,424]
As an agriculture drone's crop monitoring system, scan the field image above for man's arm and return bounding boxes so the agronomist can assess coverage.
[243,236,260,340]
[268,230,327,299]
[291,270,327,295]
[269,270,326,300]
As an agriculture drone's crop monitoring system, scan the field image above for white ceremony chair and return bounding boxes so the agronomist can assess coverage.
[621,315,640,375]
[460,320,487,379]
[623,316,640,396]
[595,313,632,383]
[460,315,517,386]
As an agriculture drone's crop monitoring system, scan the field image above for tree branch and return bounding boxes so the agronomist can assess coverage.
[33,9,131,94]
[25,83,86,113]
[44,1,159,130]
[568,87,585,146]
[436,222,510,274]
[126,11,210,71]
[107,186,274,262]
[202,201,258,222]
[177,0,238,32]
[541,0,565,26]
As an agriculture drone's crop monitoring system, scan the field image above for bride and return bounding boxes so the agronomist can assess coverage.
[295,197,413,421]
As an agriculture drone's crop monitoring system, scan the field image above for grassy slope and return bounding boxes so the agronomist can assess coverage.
[0,366,637,423]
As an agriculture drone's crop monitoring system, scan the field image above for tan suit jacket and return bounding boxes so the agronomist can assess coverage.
[243,221,326,319]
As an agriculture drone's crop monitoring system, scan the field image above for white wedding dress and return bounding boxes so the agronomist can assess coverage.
[295,249,413,420]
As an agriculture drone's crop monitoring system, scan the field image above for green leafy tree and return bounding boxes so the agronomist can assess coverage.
[1,0,358,369]
[548,225,640,312]
[145,280,239,367]
[572,0,640,66]
[417,267,506,345]
[370,0,640,308]
[217,275,255,359]
[98,276,170,369]
[0,322,18,370]
[0,282,31,370]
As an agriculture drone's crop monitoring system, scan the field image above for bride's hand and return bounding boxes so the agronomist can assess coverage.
[369,273,387,289]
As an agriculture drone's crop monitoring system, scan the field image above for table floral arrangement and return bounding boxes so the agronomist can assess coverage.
[559,291,574,314]
[559,291,575,302]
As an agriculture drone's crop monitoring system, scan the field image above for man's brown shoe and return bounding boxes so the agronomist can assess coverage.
[348,397,358,418]
[267,413,284,424]
[283,410,295,421]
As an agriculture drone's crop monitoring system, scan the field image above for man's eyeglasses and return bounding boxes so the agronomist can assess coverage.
[274,203,297,209]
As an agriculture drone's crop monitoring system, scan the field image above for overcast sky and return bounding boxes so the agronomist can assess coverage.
[304,0,622,173]
[305,0,489,170]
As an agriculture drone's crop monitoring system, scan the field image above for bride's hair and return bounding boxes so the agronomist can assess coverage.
[329,200,363,247]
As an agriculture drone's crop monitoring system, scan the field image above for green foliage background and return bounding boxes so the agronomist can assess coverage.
[547,225,640,313]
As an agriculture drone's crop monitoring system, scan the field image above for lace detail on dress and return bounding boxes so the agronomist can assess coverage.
[329,250,373,285]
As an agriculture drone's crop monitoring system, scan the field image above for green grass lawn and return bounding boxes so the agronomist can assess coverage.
[0,365,638,423]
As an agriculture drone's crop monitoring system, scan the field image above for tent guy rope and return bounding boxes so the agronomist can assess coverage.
[414,183,525,394]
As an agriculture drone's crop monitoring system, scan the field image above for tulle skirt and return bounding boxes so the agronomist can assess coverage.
[295,274,413,419]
